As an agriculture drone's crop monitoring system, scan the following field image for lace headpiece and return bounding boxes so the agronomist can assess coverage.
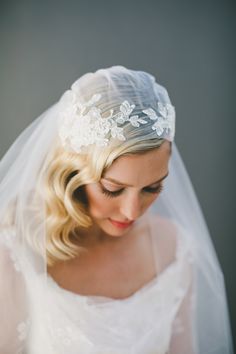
[58,79,175,153]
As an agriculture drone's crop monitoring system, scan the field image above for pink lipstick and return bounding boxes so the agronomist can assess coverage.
[109,218,134,229]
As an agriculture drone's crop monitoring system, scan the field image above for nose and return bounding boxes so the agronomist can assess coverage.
[119,191,143,221]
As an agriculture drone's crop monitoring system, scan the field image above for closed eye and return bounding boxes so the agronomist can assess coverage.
[101,185,164,198]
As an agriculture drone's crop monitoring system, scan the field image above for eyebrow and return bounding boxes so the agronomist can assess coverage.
[101,172,169,187]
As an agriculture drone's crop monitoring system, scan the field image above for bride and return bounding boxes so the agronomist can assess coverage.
[0,66,233,353]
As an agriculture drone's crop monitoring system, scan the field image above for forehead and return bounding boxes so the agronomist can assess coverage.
[103,141,171,186]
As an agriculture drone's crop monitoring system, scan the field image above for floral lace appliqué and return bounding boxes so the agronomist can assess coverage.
[1,228,22,272]
[58,89,175,153]
[17,318,30,341]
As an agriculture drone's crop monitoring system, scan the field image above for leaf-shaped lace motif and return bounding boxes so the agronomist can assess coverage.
[58,90,175,153]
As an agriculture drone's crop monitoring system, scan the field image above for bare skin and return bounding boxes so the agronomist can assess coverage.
[48,141,172,299]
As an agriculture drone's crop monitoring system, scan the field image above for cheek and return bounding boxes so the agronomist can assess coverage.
[143,194,159,210]
[85,186,117,218]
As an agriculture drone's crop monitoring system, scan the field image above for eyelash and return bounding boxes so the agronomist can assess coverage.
[101,185,164,198]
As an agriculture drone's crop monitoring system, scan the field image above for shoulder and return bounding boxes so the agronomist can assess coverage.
[148,214,190,247]
[149,214,178,247]
[147,214,191,270]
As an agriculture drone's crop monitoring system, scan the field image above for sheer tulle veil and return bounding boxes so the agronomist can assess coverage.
[0,66,233,353]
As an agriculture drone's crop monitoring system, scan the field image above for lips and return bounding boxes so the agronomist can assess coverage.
[109,218,134,229]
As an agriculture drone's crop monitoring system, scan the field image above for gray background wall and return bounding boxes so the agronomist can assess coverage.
[1,0,235,346]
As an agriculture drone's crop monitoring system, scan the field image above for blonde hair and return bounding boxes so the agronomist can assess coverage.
[43,119,167,266]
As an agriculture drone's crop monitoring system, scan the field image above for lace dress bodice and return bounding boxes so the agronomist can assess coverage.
[0,222,193,354]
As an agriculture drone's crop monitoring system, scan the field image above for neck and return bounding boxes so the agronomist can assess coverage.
[73,224,123,249]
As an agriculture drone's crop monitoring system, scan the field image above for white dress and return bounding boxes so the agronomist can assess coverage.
[0,220,193,354]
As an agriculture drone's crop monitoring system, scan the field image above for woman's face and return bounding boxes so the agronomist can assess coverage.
[84,141,171,239]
